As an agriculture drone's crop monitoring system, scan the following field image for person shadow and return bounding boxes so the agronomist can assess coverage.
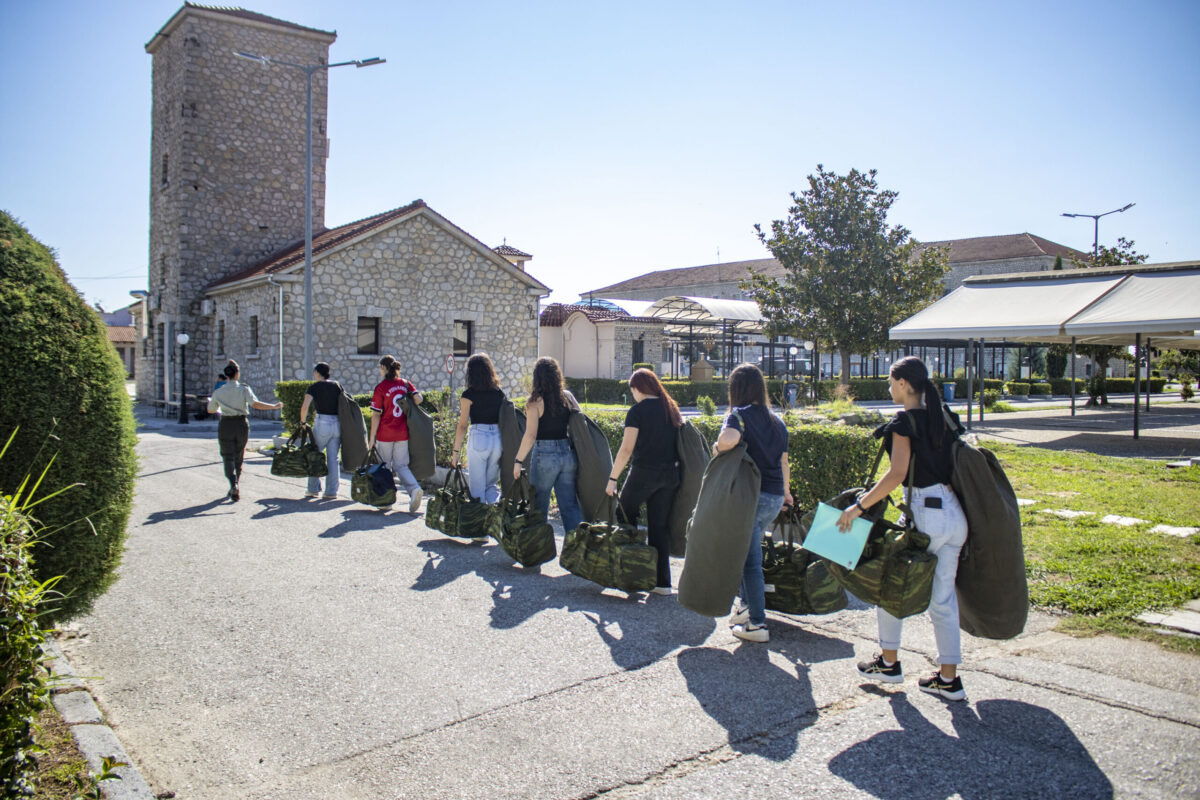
[676,619,855,761]
[411,536,717,670]
[318,506,408,539]
[253,496,353,520]
[827,691,1114,799]
[144,497,231,524]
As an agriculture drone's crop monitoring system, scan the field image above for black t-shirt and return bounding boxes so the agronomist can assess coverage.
[624,397,678,468]
[535,398,570,440]
[305,380,341,415]
[874,407,961,488]
[462,387,505,424]
[724,404,789,496]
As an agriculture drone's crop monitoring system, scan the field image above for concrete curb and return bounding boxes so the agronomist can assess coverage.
[42,640,157,800]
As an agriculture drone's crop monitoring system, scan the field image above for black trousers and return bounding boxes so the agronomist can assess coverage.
[619,463,679,588]
[217,415,249,489]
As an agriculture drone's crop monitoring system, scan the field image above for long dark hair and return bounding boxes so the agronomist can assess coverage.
[223,360,239,379]
[466,352,500,391]
[529,357,568,416]
[629,368,683,428]
[728,363,770,409]
[891,356,947,447]
[379,355,401,381]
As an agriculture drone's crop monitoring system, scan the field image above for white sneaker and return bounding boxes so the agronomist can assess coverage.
[650,586,674,596]
[732,622,769,643]
[304,491,319,498]
[729,606,750,626]
[409,488,423,514]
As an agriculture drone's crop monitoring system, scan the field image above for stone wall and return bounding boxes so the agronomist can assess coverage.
[944,255,1058,291]
[139,8,334,400]
[610,322,668,377]
[211,212,543,402]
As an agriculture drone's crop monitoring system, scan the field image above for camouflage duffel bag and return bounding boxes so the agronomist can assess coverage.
[762,506,848,615]
[490,473,556,568]
[814,488,937,620]
[433,466,490,539]
[560,496,657,592]
[351,448,396,507]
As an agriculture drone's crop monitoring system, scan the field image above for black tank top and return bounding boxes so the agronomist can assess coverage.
[536,399,570,440]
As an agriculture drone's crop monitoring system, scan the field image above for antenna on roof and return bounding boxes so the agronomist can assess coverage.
[717,246,720,264]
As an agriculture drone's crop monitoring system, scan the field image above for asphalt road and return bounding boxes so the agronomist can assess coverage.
[57,425,1200,799]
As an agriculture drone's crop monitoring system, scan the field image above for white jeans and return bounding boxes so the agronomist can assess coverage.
[375,439,420,496]
[877,483,969,666]
[306,414,341,496]
[466,423,502,504]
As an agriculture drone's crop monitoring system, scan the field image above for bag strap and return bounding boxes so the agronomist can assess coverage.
[897,411,919,525]
[593,493,618,524]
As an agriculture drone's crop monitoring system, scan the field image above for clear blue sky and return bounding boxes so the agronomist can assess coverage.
[2,0,1198,312]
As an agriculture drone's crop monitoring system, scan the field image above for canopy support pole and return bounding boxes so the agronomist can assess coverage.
[978,338,986,423]
[1146,336,1152,412]
[1133,332,1141,440]
[966,339,974,430]
[1070,337,1077,416]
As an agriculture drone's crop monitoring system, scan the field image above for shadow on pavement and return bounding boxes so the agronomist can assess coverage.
[828,692,1113,799]
[411,536,717,670]
[676,628,855,762]
[144,497,233,524]
[318,506,418,538]
[253,496,354,520]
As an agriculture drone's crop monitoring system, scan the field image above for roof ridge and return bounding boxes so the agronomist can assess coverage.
[181,2,336,36]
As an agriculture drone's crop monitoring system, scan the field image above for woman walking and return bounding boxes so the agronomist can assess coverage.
[368,355,424,513]
[206,360,283,502]
[606,369,683,595]
[512,357,583,535]
[713,364,792,643]
[838,356,968,701]
[299,362,342,500]
[451,353,506,505]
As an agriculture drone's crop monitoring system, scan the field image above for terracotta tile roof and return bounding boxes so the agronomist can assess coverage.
[148,3,336,50]
[916,233,1085,262]
[585,258,783,297]
[107,326,138,344]
[584,234,1086,296]
[494,244,532,259]
[207,200,427,289]
[539,303,661,327]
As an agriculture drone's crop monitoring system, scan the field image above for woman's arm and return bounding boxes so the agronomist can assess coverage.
[251,399,283,411]
[606,427,639,496]
[781,451,794,507]
[837,434,910,531]
[512,399,541,479]
[713,426,742,455]
[368,410,381,448]
[299,394,312,426]
[451,398,471,467]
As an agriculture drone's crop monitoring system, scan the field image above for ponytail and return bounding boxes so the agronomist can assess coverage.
[890,356,945,447]
[379,355,401,381]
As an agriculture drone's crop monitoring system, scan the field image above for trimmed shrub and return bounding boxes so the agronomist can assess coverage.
[276,380,311,431]
[632,362,654,372]
[976,390,1000,410]
[1,468,58,797]
[1029,383,1052,396]
[0,212,137,621]
[697,395,717,416]
[1101,377,1166,394]
[1048,378,1086,395]
[1007,382,1031,396]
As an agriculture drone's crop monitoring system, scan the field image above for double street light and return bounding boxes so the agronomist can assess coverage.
[233,50,385,375]
[1061,203,1135,262]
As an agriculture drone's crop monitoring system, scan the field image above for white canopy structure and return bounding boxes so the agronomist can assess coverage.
[889,261,1200,438]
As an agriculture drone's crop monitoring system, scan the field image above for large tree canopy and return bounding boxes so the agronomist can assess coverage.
[744,165,948,383]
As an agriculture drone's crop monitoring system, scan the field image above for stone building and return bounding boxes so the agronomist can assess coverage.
[538,303,667,379]
[133,4,547,402]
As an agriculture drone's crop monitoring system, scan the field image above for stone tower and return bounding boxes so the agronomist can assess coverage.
[139,3,336,402]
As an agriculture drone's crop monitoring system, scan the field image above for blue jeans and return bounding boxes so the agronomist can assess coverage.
[530,438,583,533]
[306,414,341,496]
[740,491,785,626]
[467,423,502,504]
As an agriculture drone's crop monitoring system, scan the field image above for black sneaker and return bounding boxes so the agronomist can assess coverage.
[918,671,966,701]
[857,654,903,684]
[229,486,240,503]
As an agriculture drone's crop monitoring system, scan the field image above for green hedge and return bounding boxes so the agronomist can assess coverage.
[1,482,54,796]
[0,212,137,622]
[278,382,453,433]
[1049,378,1086,395]
[1008,382,1031,396]
[1103,377,1166,393]
[1029,383,1052,396]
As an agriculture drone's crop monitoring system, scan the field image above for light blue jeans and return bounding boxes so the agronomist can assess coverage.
[376,439,421,496]
[530,438,583,533]
[877,483,969,665]
[307,414,341,496]
[740,491,786,627]
[467,423,502,504]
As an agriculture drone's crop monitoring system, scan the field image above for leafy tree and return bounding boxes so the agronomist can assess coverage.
[744,166,949,384]
[0,211,137,621]
[1052,237,1150,404]
[1158,349,1198,379]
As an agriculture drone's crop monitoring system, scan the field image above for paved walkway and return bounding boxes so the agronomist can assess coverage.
[54,425,1200,799]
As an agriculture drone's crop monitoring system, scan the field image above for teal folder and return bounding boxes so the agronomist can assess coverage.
[802,502,872,570]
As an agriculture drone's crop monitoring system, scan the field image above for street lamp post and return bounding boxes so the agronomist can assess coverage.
[234,50,385,375]
[1061,203,1135,261]
[176,332,190,424]
[804,340,815,402]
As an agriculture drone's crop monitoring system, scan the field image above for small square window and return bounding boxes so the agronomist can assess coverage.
[453,320,473,358]
[357,317,380,355]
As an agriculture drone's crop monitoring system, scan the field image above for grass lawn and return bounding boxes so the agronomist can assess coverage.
[31,705,95,799]
[985,442,1200,653]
